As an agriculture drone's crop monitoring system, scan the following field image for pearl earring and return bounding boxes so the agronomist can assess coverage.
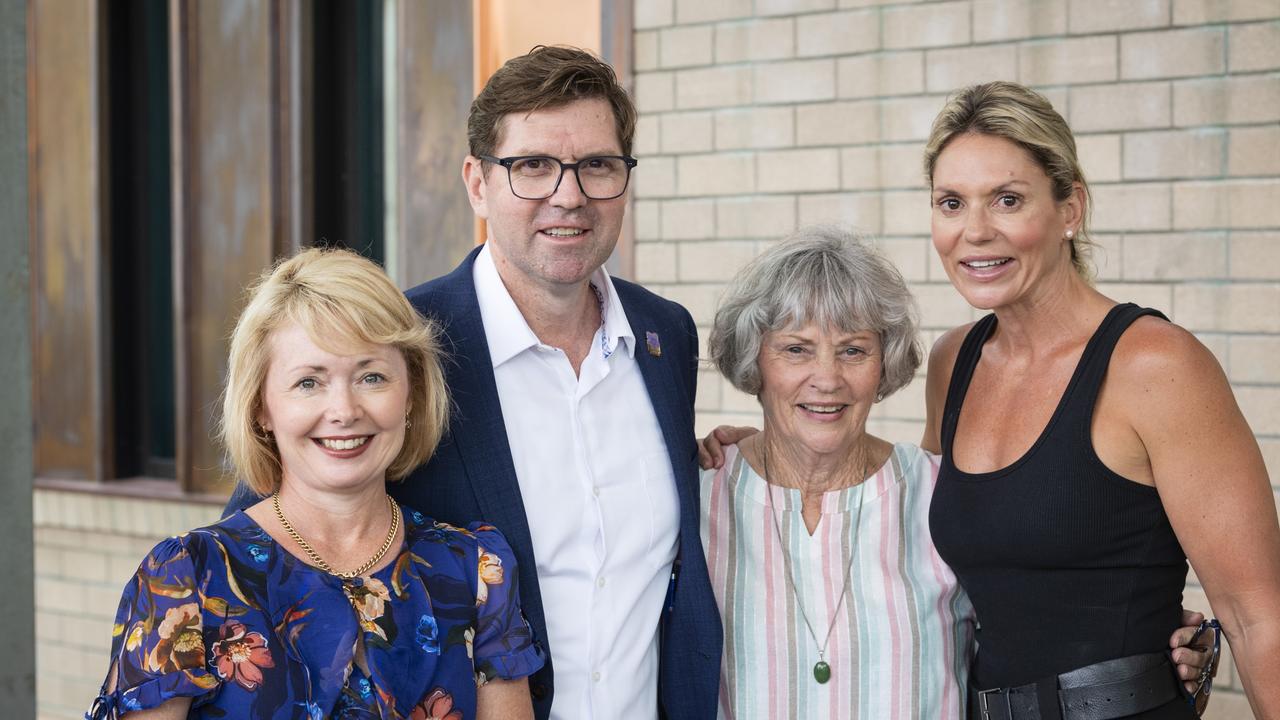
[1065,229,1075,240]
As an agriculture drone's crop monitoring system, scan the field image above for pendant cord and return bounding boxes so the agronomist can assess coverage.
[763,441,867,669]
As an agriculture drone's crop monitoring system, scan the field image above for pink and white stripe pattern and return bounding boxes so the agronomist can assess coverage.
[700,443,975,720]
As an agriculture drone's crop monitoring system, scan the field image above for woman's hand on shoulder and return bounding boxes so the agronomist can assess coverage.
[697,426,759,470]
[920,324,971,454]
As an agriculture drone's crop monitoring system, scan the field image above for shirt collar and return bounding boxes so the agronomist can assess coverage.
[472,243,635,368]
[593,264,636,360]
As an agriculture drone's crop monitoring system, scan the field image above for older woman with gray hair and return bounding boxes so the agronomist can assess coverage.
[700,225,975,719]
[701,227,1215,720]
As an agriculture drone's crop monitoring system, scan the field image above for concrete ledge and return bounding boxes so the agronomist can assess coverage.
[34,486,224,539]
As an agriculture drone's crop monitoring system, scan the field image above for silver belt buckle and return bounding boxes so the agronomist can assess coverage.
[977,687,1011,720]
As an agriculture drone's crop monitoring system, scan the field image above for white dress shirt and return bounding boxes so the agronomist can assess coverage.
[473,244,679,720]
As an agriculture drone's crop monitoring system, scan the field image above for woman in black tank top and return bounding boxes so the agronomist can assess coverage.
[921,83,1280,718]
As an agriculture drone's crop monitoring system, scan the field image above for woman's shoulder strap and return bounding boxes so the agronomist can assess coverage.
[939,314,998,450]
[1071,303,1171,406]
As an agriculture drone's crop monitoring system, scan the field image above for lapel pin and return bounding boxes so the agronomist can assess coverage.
[645,331,662,357]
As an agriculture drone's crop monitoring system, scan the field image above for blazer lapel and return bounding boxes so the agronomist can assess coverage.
[432,255,548,637]
[443,309,533,544]
[624,305,698,529]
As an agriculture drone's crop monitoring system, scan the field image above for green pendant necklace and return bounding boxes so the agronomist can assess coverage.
[763,442,867,685]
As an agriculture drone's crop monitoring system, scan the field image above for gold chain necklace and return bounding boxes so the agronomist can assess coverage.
[762,442,867,685]
[272,492,401,579]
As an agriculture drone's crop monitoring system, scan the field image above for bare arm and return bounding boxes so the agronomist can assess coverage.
[1119,324,1280,717]
[477,677,534,720]
[122,697,193,719]
[921,326,968,454]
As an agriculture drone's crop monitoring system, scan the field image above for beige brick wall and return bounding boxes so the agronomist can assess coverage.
[635,1,1279,716]
[34,490,221,719]
[30,7,1276,719]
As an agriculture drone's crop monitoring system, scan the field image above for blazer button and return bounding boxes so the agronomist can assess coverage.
[530,682,549,700]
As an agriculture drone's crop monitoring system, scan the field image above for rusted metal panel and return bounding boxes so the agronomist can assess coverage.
[389,0,475,288]
[601,0,634,280]
[28,0,110,482]
[272,0,312,258]
[391,1,634,285]
[170,0,291,494]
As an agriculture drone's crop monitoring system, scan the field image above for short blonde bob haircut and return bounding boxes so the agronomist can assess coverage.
[924,81,1094,278]
[221,247,448,496]
[709,225,922,402]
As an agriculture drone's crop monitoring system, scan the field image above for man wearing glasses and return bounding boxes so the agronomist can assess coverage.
[401,46,722,720]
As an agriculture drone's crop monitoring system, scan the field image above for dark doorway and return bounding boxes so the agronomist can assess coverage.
[313,1,385,265]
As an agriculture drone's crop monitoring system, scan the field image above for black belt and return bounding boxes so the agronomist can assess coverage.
[968,652,1186,720]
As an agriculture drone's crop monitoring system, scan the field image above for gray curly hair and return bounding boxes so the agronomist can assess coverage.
[708,225,922,401]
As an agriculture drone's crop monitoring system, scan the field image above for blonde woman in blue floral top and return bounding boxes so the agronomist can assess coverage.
[89,248,543,719]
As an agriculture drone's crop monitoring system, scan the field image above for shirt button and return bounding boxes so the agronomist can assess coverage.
[597,576,606,588]
[592,671,601,682]
[592,486,600,497]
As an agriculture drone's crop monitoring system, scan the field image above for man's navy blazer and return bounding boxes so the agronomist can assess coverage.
[225,246,723,719]
[399,247,722,719]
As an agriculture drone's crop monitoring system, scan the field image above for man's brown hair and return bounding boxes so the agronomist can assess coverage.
[468,45,637,159]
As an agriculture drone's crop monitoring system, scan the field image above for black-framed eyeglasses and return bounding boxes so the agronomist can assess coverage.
[479,154,638,200]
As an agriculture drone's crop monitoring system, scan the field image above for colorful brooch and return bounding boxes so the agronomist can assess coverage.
[645,331,662,357]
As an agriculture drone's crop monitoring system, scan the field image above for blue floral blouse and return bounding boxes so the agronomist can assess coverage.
[88,505,544,719]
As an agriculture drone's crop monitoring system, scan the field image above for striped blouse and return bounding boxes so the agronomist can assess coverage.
[699,442,975,720]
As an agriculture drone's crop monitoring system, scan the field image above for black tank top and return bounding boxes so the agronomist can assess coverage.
[930,304,1190,696]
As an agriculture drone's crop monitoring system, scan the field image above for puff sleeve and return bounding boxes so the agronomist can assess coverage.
[468,523,545,685]
[88,536,220,718]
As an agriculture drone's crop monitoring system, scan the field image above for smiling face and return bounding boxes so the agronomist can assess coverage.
[257,322,410,496]
[757,324,883,460]
[930,132,1084,311]
[463,97,627,296]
